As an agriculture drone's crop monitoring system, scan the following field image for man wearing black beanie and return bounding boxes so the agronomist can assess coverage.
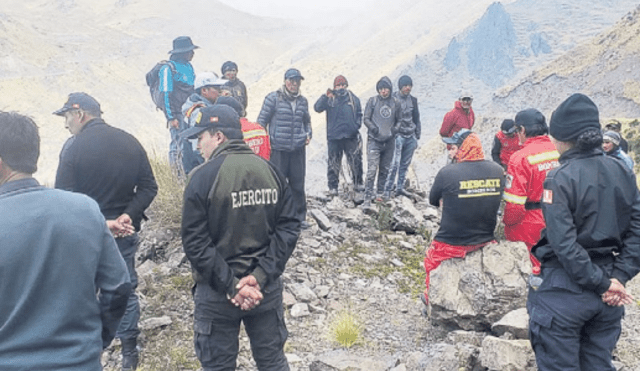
[383,75,421,199]
[503,108,559,276]
[527,93,640,371]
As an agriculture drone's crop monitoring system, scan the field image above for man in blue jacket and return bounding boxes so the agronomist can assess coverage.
[54,92,158,370]
[0,111,131,371]
[257,68,312,227]
[314,75,363,201]
[159,36,198,172]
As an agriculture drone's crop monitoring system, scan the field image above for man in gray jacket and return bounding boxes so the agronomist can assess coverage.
[384,75,421,199]
[0,112,131,371]
[363,76,401,207]
[257,68,312,227]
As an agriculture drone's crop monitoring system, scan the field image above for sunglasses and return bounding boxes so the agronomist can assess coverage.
[461,98,473,102]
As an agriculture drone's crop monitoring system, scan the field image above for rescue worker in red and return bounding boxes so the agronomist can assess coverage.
[439,91,475,139]
[422,129,504,309]
[491,119,522,171]
[216,96,271,160]
[503,109,560,275]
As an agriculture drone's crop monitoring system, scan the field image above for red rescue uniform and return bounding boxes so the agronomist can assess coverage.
[495,131,522,168]
[240,118,271,160]
[503,135,559,274]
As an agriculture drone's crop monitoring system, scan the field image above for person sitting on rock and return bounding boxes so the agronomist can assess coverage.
[422,129,504,309]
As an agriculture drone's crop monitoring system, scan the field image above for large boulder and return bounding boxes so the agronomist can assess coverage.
[480,336,536,371]
[429,240,531,330]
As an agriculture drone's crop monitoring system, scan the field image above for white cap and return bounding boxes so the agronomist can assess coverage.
[459,90,474,100]
[195,72,228,90]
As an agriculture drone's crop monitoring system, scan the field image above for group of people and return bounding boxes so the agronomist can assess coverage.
[426,93,640,371]
[2,33,640,371]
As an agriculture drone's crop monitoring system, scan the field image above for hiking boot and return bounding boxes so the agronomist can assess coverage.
[329,188,338,197]
[396,189,412,198]
[301,221,311,229]
[121,338,139,371]
[353,192,365,205]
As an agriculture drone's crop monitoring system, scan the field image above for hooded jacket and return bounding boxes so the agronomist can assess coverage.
[440,100,475,138]
[363,77,401,142]
[429,133,505,245]
[159,59,195,123]
[257,87,312,152]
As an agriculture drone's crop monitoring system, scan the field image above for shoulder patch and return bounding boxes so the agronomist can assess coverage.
[542,189,553,204]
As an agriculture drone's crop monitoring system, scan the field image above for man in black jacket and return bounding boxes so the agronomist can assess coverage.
[181,105,300,370]
[54,92,157,371]
[529,94,640,371]
[314,75,363,199]
[384,75,421,199]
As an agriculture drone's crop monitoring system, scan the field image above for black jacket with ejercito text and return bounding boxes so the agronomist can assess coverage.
[533,148,640,294]
[181,140,300,299]
[55,118,157,230]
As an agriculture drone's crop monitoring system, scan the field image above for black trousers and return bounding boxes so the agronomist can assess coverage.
[327,136,363,191]
[270,147,306,222]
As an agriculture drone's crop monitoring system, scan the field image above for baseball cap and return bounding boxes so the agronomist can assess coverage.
[459,91,473,100]
[181,105,243,140]
[53,92,102,116]
[605,120,622,131]
[501,119,517,134]
[194,72,228,90]
[284,68,304,80]
[442,128,472,145]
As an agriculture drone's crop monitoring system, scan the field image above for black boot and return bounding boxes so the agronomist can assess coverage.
[121,338,139,371]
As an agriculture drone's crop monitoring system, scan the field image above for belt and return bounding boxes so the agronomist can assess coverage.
[525,202,542,210]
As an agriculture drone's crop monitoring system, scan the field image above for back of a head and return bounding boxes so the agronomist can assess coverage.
[0,112,39,175]
[549,93,602,151]
[215,96,244,117]
[515,108,548,137]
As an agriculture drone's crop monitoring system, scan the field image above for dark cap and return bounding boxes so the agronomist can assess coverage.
[500,119,516,134]
[442,128,472,145]
[181,105,243,140]
[549,93,601,141]
[221,61,238,74]
[169,36,199,54]
[284,68,304,80]
[215,96,244,117]
[515,108,547,131]
[605,120,622,131]
[53,92,102,116]
[398,75,413,89]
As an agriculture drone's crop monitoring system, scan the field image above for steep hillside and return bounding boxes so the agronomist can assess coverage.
[398,0,639,132]
[489,4,640,119]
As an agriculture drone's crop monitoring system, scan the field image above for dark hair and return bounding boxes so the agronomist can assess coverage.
[518,124,548,138]
[0,111,40,174]
[575,128,603,151]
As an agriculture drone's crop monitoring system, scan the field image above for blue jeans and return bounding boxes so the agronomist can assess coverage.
[527,265,622,371]
[115,234,140,341]
[384,135,417,193]
[365,136,395,198]
[193,280,289,371]
[169,126,180,169]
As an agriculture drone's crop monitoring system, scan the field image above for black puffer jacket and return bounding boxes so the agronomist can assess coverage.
[257,87,311,151]
[314,89,362,141]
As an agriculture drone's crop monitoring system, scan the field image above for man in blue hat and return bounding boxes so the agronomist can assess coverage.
[159,36,198,172]
[181,105,299,370]
[257,68,312,228]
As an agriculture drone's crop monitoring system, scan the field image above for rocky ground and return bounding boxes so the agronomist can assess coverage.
[102,188,640,371]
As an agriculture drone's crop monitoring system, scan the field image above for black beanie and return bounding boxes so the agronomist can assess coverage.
[515,108,547,132]
[376,78,392,92]
[549,93,601,141]
[398,75,412,89]
[221,61,238,74]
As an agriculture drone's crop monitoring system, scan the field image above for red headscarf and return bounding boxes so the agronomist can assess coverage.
[454,132,484,163]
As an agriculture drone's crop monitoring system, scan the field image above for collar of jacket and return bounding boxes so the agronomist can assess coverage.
[79,118,107,134]
[210,139,254,160]
[0,177,40,197]
[559,147,603,164]
[280,86,300,101]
